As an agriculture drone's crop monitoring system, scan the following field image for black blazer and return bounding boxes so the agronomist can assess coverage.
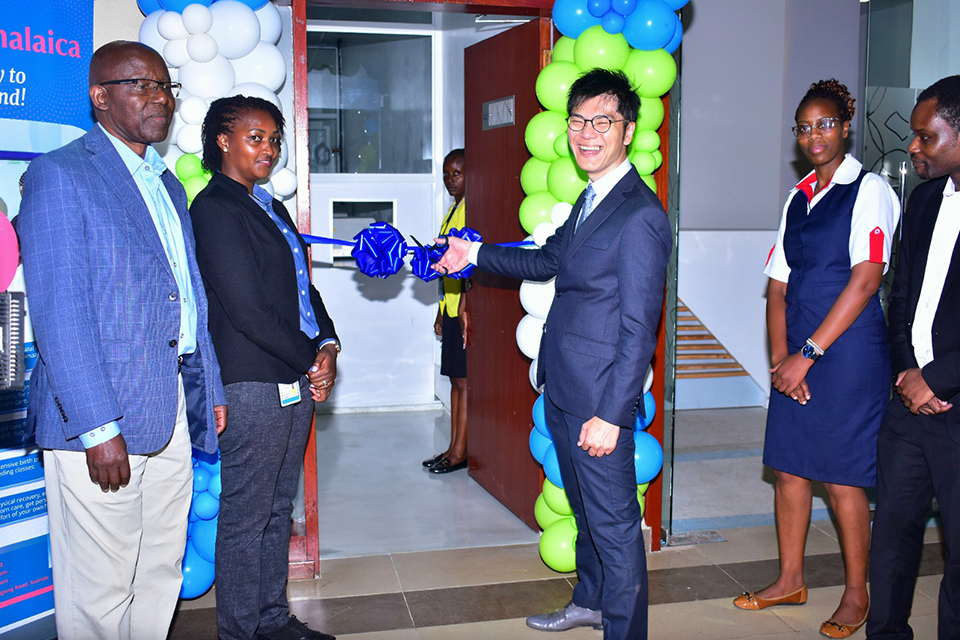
[887,176,960,440]
[190,172,338,385]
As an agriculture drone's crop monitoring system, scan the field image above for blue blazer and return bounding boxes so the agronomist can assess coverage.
[480,167,672,427]
[18,126,226,454]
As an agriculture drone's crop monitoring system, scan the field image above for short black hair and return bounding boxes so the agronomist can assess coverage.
[917,75,960,133]
[796,78,855,123]
[443,148,464,164]
[566,68,640,123]
[201,95,285,173]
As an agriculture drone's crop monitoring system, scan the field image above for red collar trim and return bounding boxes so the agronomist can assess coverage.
[796,173,819,201]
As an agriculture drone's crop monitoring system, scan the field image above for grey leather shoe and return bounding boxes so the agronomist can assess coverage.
[525,601,603,631]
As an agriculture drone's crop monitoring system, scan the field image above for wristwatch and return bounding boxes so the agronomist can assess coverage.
[800,343,821,361]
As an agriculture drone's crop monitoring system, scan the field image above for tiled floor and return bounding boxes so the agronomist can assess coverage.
[169,407,947,639]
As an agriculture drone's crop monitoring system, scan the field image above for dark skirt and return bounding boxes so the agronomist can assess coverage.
[440,313,466,379]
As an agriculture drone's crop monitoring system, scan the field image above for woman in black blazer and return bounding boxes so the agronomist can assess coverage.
[191,95,338,640]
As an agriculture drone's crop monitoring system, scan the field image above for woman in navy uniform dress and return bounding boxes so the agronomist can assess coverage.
[733,80,900,639]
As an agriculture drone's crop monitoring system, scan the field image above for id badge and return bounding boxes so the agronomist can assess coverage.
[278,382,301,407]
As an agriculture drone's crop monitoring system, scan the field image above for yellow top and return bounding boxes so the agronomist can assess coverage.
[439,198,466,318]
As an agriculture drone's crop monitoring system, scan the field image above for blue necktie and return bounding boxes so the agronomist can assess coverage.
[576,184,596,232]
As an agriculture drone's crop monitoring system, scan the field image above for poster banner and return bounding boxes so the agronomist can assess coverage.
[0,0,94,131]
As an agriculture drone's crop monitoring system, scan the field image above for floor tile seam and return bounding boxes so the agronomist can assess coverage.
[389,554,418,630]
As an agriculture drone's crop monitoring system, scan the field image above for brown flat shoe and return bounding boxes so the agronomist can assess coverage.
[733,585,807,610]
[819,610,868,639]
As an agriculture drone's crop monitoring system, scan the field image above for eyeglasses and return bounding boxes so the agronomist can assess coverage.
[567,115,625,133]
[99,78,182,98]
[791,117,839,138]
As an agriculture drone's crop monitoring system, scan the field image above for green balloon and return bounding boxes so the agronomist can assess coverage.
[542,479,573,516]
[631,129,661,153]
[539,517,578,573]
[183,175,208,202]
[519,191,559,235]
[175,153,203,181]
[535,493,566,530]
[573,26,630,72]
[525,111,567,162]
[520,157,551,195]
[641,174,657,194]
[553,134,572,158]
[536,61,581,113]
[623,48,677,99]
[552,36,576,63]
[651,149,663,171]
[637,96,665,131]
[637,482,650,495]
[547,156,588,204]
[630,150,656,175]
[638,493,645,519]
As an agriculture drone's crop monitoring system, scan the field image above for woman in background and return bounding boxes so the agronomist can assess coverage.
[191,95,339,640]
[733,80,900,639]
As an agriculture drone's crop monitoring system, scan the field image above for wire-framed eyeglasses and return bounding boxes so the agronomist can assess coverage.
[99,78,182,98]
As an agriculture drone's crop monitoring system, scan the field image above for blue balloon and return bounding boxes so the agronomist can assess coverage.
[634,391,656,431]
[533,395,550,437]
[663,15,683,54]
[634,431,664,484]
[225,0,270,8]
[192,467,211,493]
[137,0,163,14]
[622,0,677,51]
[180,541,215,599]
[588,0,611,18]
[543,443,564,489]
[663,0,689,8]
[530,427,552,464]
[553,0,602,39]
[159,0,212,10]
[612,0,638,16]
[207,472,222,499]
[192,492,220,521]
[195,449,221,475]
[601,11,626,34]
[190,518,218,564]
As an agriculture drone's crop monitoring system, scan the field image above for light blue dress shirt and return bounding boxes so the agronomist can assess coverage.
[80,125,199,448]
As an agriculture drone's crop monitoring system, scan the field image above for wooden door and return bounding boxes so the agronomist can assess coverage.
[463,18,550,529]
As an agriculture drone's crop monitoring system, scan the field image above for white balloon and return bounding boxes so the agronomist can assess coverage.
[519,278,556,320]
[163,38,190,69]
[168,67,179,82]
[643,364,654,394]
[157,11,189,41]
[179,96,209,126]
[227,81,281,109]
[231,42,286,93]
[181,4,214,35]
[186,33,218,64]
[179,56,236,99]
[551,202,573,226]
[529,359,544,394]
[255,1,282,44]
[176,124,203,154]
[138,11,167,56]
[516,315,545,361]
[271,167,298,198]
[209,0,261,60]
[533,222,558,247]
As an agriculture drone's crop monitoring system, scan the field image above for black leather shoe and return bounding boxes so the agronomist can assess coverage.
[422,453,445,468]
[430,458,467,474]
[526,601,602,632]
[257,615,335,640]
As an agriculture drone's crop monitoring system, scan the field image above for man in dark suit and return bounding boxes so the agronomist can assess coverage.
[867,75,960,640]
[436,68,671,639]
[18,41,227,640]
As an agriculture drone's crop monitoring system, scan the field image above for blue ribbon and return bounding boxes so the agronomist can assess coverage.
[351,221,408,279]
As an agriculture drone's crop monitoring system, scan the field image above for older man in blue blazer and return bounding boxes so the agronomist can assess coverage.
[436,69,671,640]
[18,41,227,640]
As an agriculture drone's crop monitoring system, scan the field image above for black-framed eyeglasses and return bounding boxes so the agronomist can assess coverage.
[791,117,839,138]
[99,78,181,98]
[567,115,625,133]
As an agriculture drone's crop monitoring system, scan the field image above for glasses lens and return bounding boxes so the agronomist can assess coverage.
[593,116,613,133]
[817,118,835,132]
[793,124,812,138]
[567,117,585,132]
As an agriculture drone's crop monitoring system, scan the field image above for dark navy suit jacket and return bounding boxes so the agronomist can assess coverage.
[480,167,671,427]
[18,125,226,454]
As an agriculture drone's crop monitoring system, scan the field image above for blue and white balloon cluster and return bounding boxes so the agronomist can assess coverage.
[137,0,297,203]
[180,449,222,599]
[552,0,687,52]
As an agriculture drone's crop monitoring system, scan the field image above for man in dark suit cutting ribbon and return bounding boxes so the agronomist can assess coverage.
[435,68,671,640]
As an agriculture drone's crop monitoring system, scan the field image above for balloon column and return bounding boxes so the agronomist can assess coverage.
[180,449,222,598]
[137,0,292,205]
[530,370,662,572]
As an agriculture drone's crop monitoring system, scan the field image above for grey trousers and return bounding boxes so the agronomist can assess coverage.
[216,378,314,640]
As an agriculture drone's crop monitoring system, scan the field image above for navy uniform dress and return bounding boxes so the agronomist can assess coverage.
[763,165,893,487]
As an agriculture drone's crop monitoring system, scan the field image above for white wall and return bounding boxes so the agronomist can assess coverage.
[910,0,960,90]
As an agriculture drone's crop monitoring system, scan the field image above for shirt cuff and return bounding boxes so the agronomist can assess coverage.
[467,241,483,265]
[319,338,340,353]
[79,421,121,449]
